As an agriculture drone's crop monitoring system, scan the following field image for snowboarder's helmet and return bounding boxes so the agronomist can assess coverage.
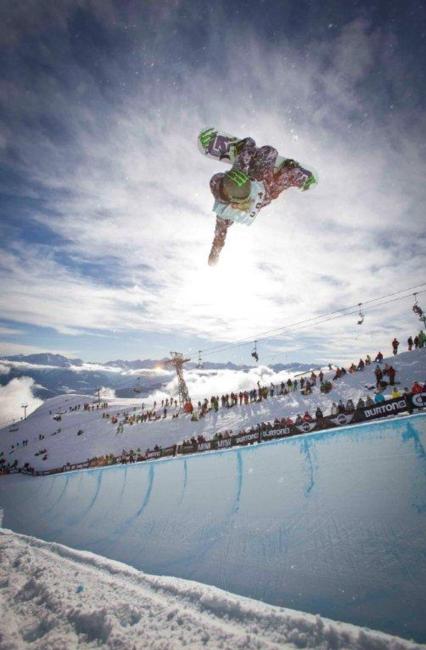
[223,169,251,201]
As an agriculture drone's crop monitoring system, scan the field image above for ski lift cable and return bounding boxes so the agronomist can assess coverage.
[198,284,426,357]
[204,284,426,356]
[195,285,426,359]
[252,300,385,365]
[276,290,426,339]
[269,291,426,338]
[250,289,426,368]
[413,292,424,312]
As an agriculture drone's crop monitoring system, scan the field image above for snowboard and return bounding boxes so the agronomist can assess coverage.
[198,127,286,169]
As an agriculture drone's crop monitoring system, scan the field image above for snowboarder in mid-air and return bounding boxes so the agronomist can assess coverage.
[198,128,317,266]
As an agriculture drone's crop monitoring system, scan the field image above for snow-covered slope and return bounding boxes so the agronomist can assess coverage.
[1,414,425,642]
[1,529,421,650]
[1,349,425,472]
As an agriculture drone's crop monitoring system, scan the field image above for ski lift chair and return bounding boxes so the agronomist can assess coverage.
[413,293,424,318]
[251,341,259,363]
[197,351,203,369]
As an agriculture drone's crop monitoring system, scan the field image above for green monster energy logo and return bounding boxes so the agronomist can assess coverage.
[302,174,317,191]
[226,169,249,187]
[199,128,217,148]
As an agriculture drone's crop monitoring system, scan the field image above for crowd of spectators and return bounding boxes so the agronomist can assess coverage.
[1,335,425,477]
[39,335,426,441]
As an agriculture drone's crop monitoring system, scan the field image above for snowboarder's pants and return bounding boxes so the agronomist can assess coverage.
[210,216,233,258]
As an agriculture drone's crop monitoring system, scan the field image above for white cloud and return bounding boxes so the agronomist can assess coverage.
[148,366,318,406]
[0,327,22,336]
[0,341,76,357]
[98,386,116,400]
[0,15,424,362]
[0,377,43,427]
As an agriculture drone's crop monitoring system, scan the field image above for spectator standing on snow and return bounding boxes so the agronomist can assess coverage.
[374,365,383,388]
[411,381,424,394]
[387,365,396,386]
[419,330,426,348]
[346,399,355,413]
[408,336,413,351]
[392,338,400,355]
[315,406,324,420]
[333,368,342,380]
[375,352,384,363]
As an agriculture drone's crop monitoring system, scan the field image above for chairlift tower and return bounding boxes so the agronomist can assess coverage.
[166,352,191,405]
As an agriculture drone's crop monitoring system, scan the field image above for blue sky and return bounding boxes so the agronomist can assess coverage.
[0,0,425,365]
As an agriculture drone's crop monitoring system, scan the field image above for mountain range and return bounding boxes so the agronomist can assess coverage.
[0,353,313,399]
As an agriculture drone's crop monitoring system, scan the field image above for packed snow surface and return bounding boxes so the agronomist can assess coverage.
[0,528,423,650]
[1,348,425,645]
[1,414,425,643]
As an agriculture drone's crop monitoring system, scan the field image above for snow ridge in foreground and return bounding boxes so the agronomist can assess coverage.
[0,529,422,650]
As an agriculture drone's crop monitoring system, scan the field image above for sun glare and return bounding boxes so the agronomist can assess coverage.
[176,240,281,339]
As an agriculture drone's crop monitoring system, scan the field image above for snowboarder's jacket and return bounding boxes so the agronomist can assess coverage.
[209,138,312,211]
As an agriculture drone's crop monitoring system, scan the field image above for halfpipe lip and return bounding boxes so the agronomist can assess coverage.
[8,411,426,480]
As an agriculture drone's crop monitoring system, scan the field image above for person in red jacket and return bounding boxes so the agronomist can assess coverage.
[183,400,193,414]
[387,365,396,386]
[208,138,316,265]
[411,381,423,394]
